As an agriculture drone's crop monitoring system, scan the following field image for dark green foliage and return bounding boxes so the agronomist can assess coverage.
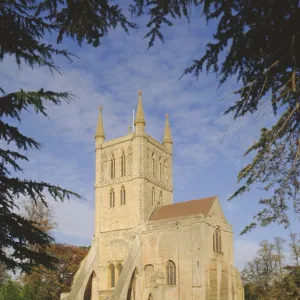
[0,0,137,68]
[0,280,22,300]
[129,1,300,232]
[0,0,143,274]
[19,283,45,300]
[0,86,84,273]
[129,0,197,48]
[186,0,300,232]
[1,0,299,274]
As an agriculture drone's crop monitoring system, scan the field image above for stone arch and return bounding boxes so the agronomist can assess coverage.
[121,185,126,205]
[127,267,138,300]
[110,188,115,207]
[83,271,97,300]
[144,264,154,288]
[166,260,176,285]
[144,264,154,273]
[148,293,153,300]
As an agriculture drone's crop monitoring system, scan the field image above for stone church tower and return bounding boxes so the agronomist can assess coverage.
[61,91,244,300]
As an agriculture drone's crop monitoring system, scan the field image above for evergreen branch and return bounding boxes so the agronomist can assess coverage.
[0,148,28,174]
[0,89,74,120]
[0,121,41,151]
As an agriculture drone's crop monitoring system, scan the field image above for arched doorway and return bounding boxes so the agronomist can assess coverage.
[84,271,97,300]
[127,268,138,300]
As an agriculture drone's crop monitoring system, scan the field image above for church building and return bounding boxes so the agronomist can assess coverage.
[61,91,244,300]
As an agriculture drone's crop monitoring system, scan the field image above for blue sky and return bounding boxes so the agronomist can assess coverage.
[1,3,299,270]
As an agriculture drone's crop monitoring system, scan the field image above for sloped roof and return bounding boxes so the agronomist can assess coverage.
[149,196,216,221]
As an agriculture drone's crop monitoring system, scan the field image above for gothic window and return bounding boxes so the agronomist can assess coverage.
[159,157,163,181]
[152,153,155,178]
[109,264,115,288]
[121,151,126,177]
[110,154,116,179]
[166,260,176,285]
[110,189,115,208]
[164,159,168,182]
[121,186,126,205]
[159,190,163,204]
[213,228,222,252]
[117,264,123,277]
[152,187,155,205]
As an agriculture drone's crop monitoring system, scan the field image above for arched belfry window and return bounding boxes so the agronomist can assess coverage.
[121,151,126,177]
[166,260,176,285]
[159,157,163,181]
[110,189,115,208]
[110,154,116,179]
[213,228,222,252]
[159,190,163,204]
[152,153,155,178]
[109,264,115,288]
[164,159,168,182]
[152,187,155,205]
[121,186,126,205]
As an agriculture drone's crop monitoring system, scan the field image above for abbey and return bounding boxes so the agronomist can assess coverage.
[61,91,244,300]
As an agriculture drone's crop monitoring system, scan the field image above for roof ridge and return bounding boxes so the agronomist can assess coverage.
[149,196,217,221]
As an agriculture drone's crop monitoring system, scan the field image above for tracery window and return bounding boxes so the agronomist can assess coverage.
[152,187,155,205]
[121,186,126,205]
[110,154,116,179]
[121,151,126,177]
[213,228,222,252]
[166,260,176,285]
[110,188,115,208]
[109,264,115,288]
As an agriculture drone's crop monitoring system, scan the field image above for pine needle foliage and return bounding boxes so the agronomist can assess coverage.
[130,0,300,233]
[2,0,300,273]
[0,0,136,274]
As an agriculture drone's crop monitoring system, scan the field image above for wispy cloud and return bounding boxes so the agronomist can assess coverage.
[0,10,289,265]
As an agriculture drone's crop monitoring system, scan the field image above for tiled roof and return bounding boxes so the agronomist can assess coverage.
[149,196,216,221]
